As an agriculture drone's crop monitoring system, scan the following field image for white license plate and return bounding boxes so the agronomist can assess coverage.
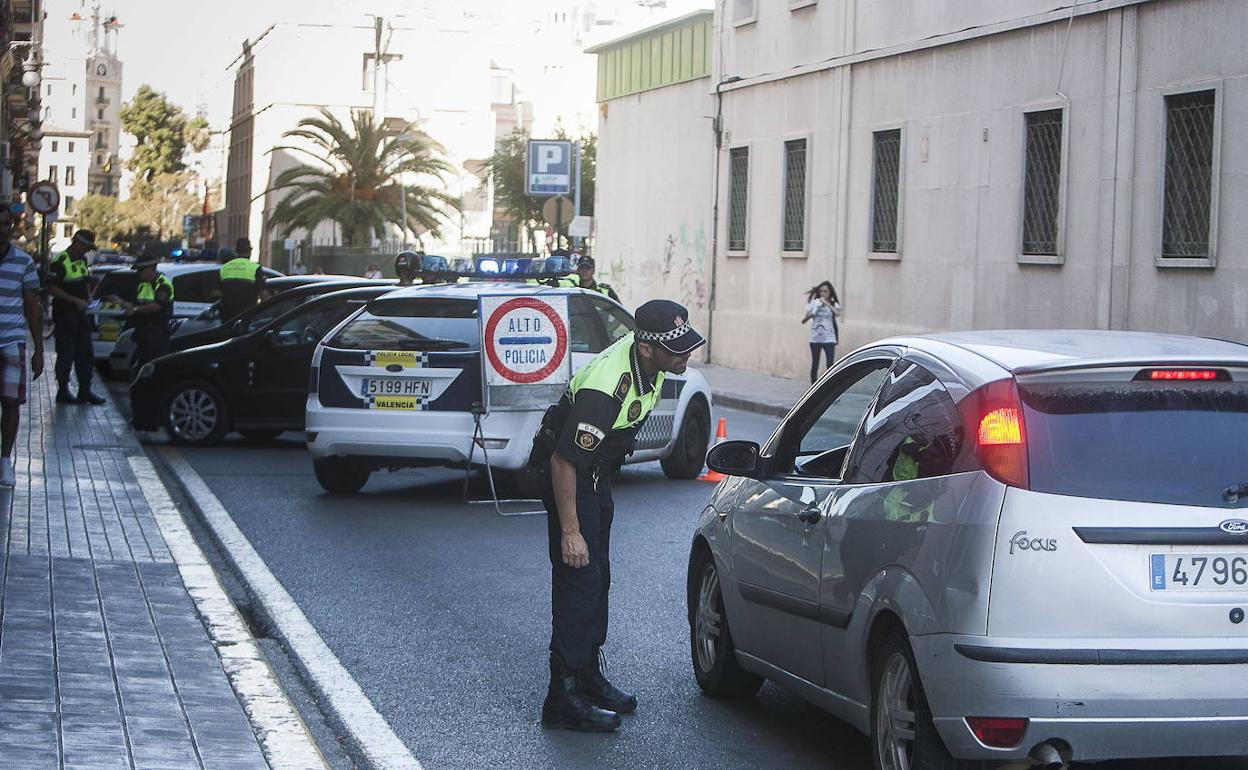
[1151,553,1248,591]
[363,378,432,397]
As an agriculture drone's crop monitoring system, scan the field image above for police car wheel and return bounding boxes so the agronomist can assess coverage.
[164,380,230,447]
[689,548,763,698]
[313,456,370,495]
[662,397,710,480]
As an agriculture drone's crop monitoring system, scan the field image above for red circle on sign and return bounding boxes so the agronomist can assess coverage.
[484,296,568,384]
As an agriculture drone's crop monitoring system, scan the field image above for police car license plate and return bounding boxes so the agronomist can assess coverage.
[99,322,120,342]
[1151,553,1248,591]
[363,378,432,397]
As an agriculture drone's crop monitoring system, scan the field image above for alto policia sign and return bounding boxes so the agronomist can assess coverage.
[479,293,571,409]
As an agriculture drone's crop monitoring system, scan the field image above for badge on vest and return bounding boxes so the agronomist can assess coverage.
[575,422,605,451]
[627,400,642,422]
[614,372,631,401]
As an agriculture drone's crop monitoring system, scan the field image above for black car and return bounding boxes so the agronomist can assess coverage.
[130,286,395,446]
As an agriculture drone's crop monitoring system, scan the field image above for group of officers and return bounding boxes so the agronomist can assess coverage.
[55,233,697,735]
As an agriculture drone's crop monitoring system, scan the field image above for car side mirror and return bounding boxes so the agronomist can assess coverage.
[706,440,764,479]
[230,318,246,334]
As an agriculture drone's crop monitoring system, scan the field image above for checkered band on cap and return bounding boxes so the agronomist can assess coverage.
[635,327,690,343]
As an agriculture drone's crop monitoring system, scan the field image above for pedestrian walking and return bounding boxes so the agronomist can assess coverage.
[290,257,309,275]
[363,263,384,279]
[118,256,174,373]
[802,280,841,383]
[218,238,267,321]
[573,256,619,302]
[529,299,706,732]
[46,228,104,404]
[0,206,43,486]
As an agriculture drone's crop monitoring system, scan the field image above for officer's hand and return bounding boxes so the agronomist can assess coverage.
[561,531,589,568]
[30,349,42,380]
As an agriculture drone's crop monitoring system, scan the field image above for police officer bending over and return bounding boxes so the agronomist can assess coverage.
[532,299,706,732]
[118,256,173,372]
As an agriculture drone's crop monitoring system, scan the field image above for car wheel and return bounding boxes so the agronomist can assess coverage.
[662,397,710,480]
[689,549,764,698]
[312,456,370,495]
[871,632,987,770]
[239,429,283,443]
[164,380,230,447]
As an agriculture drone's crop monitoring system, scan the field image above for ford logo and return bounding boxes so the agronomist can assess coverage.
[1219,520,1248,534]
[386,363,404,373]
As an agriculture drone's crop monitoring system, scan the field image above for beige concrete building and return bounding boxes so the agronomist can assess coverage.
[592,0,1248,378]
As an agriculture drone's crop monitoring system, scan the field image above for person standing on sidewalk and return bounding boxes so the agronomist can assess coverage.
[801,280,841,383]
[118,257,174,372]
[529,300,706,732]
[0,206,43,486]
[46,228,104,404]
[218,238,268,321]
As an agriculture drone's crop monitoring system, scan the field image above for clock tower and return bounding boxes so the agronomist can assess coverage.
[85,5,123,197]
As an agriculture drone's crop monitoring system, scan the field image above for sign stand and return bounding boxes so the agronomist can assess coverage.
[460,404,544,517]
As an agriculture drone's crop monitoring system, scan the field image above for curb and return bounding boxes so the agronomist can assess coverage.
[155,446,424,770]
[713,393,795,418]
[129,454,328,770]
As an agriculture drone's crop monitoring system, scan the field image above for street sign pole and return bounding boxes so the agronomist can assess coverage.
[39,214,48,265]
[572,141,582,251]
[555,197,563,251]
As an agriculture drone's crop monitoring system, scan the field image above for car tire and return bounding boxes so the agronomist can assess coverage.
[871,631,987,770]
[662,397,710,480]
[313,456,370,495]
[689,549,764,698]
[239,429,283,443]
[163,380,230,447]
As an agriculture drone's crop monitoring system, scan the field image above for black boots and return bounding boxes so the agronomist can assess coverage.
[577,649,637,714]
[76,390,105,405]
[56,386,75,404]
[541,656,621,732]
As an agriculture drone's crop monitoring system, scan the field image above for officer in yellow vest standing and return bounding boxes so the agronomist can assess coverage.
[46,229,104,404]
[573,256,619,302]
[531,299,706,732]
[119,256,174,373]
[218,238,267,321]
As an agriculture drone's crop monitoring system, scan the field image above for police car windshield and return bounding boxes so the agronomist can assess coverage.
[328,298,478,352]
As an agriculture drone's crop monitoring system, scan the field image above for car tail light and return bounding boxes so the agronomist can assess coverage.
[965,717,1028,748]
[958,378,1029,489]
[1135,368,1229,382]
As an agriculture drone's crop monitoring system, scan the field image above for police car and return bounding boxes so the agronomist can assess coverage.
[305,282,714,493]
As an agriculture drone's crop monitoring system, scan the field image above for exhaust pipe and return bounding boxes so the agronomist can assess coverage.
[1029,741,1065,770]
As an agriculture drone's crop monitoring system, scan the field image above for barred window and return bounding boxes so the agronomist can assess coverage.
[1022,109,1064,255]
[1163,90,1216,258]
[728,147,749,252]
[871,129,901,253]
[782,139,807,251]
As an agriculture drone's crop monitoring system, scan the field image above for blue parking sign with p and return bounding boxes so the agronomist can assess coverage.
[526,140,573,196]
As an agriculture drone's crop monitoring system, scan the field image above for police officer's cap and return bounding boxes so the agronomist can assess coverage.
[72,229,97,249]
[576,256,595,269]
[634,300,705,356]
[131,256,159,270]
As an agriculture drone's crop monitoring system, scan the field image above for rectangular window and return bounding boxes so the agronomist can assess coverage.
[65,196,74,215]
[871,129,902,253]
[51,141,58,152]
[727,147,750,252]
[72,83,77,95]
[362,54,376,91]
[733,0,756,23]
[46,83,51,95]
[1022,109,1064,256]
[48,165,57,183]
[1162,90,1216,258]
[71,107,77,119]
[66,167,75,186]
[98,86,105,99]
[782,138,807,252]
[68,141,74,152]
[63,223,73,238]
[97,108,104,120]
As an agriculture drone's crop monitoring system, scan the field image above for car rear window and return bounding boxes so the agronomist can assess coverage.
[1021,381,1248,508]
[328,298,478,352]
[95,272,138,301]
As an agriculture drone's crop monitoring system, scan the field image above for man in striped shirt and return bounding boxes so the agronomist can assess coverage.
[0,206,43,486]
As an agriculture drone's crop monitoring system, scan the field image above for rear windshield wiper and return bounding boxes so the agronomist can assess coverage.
[1224,482,1248,503]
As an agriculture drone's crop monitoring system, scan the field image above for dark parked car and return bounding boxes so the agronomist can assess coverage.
[130,286,395,445]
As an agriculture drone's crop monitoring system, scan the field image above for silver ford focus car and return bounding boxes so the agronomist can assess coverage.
[688,330,1248,770]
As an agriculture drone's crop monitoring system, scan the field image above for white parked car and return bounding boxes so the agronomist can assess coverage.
[305,282,714,494]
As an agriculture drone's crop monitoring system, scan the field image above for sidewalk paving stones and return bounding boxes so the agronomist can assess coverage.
[0,362,281,770]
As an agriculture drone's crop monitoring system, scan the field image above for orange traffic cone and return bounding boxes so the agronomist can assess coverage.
[697,417,729,482]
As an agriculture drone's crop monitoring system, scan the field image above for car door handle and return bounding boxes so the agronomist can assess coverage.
[798,505,822,525]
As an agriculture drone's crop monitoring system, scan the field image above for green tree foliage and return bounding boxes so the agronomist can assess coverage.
[74,194,128,244]
[267,109,459,247]
[483,125,596,251]
[120,85,191,179]
[122,172,200,241]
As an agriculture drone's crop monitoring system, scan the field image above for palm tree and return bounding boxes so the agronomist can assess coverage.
[267,109,459,246]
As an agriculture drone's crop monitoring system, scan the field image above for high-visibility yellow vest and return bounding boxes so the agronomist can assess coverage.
[137,274,174,302]
[220,258,257,282]
[568,333,664,431]
[52,251,89,282]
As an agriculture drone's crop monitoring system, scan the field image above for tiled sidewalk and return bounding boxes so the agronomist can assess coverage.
[0,366,272,769]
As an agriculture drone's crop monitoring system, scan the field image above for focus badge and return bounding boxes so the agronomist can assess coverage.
[614,373,632,401]
[575,422,605,451]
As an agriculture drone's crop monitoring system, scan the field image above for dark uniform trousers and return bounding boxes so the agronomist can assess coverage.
[133,326,170,371]
[54,310,94,390]
[543,469,615,671]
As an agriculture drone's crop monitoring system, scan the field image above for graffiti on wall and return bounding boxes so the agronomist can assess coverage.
[598,221,710,310]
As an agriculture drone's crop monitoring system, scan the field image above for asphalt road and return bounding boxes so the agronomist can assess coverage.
[158,403,1248,770]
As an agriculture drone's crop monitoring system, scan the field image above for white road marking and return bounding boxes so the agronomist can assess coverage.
[159,447,424,770]
[129,455,329,770]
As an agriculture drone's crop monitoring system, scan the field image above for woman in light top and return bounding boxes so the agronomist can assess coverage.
[801,280,842,383]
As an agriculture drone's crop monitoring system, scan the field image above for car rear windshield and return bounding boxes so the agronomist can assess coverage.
[327,298,478,352]
[1021,381,1248,508]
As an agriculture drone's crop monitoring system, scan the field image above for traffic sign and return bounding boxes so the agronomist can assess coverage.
[29,181,60,215]
[479,293,571,409]
[525,139,573,196]
[568,216,593,238]
[541,196,574,229]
